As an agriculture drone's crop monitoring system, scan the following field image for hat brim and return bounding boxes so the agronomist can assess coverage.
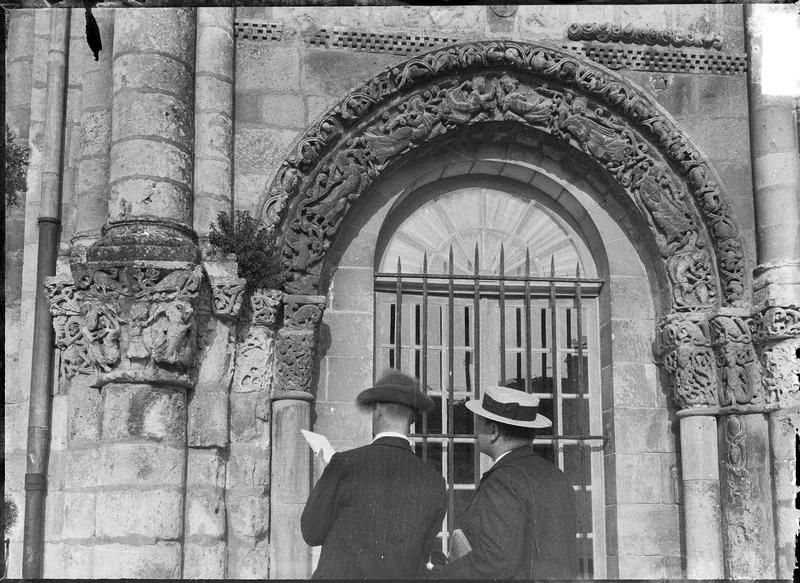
[357,386,435,413]
[465,399,552,429]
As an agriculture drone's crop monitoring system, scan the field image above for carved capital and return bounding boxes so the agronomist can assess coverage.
[749,305,800,343]
[210,278,247,318]
[251,288,284,327]
[749,305,800,408]
[283,294,326,329]
[45,276,82,316]
[710,314,763,407]
[658,312,717,409]
[272,294,327,397]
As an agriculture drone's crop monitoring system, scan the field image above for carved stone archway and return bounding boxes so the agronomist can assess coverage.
[260,40,746,312]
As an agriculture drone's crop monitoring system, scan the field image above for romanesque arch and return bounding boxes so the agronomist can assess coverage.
[260,40,746,312]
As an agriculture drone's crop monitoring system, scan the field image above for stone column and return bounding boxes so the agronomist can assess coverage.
[744,3,800,307]
[270,294,326,579]
[193,7,235,248]
[226,289,281,578]
[658,312,725,578]
[750,305,800,578]
[88,8,198,264]
[72,8,114,251]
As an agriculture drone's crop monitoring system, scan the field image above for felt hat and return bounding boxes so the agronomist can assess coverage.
[357,369,435,413]
[465,385,552,429]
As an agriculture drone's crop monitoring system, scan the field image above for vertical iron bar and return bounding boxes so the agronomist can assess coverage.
[524,248,532,394]
[574,262,589,578]
[499,244,506,384]
[395,256,403,371]
[422,253,429,463]
[447,246,455,537]
[549,256,561,453]
[473,244,481,484]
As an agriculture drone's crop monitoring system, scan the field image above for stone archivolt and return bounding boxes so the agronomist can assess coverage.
[567,23,724,51]
[261,41,745,310]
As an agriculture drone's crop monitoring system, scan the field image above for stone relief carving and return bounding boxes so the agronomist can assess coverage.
[53,315,93,380]
[261,41,744,308]
[749,305,800,406]
[210,279,247,318]
[80,301,123,372]
[283,295,326,329]
[658,312,717,408]
[567,23,723,50]
[710,314,762,407]
[272,294,326,395]
[250,289,283,327]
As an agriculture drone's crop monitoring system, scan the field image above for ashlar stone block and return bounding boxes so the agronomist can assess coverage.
[227,537,269,579]
[95,488,184,540]
[93,541,182,579]
[186,489,226,539]
[183,541,226,579]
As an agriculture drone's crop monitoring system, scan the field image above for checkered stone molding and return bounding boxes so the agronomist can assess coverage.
[234,19,746,75]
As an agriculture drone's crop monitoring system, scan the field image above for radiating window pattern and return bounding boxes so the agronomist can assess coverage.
[379,187,596,278]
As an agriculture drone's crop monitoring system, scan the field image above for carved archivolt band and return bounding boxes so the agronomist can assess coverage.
[567,23,723,51]
[261,40,745,310]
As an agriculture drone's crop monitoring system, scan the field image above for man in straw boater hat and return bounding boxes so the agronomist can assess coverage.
[301,369,446,579]
[437,385,578,580]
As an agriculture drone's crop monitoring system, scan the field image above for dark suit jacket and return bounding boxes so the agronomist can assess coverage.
[301,436,447,579]
[438,446,578,580]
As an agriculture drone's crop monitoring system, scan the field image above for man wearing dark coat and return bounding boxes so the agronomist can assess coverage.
[301,370,447,579]
[438,385,579,580]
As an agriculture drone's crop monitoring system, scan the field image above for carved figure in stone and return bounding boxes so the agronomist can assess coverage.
[143,301,194,367]
[74,267,127,299]
[134,267,201,301]
[81,302,122,371]
[439,77,496,126]
[757,342,800,406]
[284,297,326,329]
[211,280,246,317]
[663,346,716,408]
[45,279,81,316]
[54,315,92,380]
[555,93,631,163]
[126,302,151,360]
[251,289,283,327]
[496,75,557,126]
[717,344,761,407]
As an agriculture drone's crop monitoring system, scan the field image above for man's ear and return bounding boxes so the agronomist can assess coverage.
[489,421,501,444]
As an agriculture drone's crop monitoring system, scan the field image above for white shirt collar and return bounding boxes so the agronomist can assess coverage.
[494,449,514,464]
[372,431,414,448]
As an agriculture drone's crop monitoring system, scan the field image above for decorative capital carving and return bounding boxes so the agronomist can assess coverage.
[749,305,800,343]
[283,294,326,329]
[658,312,717,409]
[210,279,247,318]
[710,313,762,407]
[251,288,284,327]
[566,22,723,50]
[45,276,82,316]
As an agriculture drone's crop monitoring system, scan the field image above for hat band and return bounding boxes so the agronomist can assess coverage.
[482,393,538,422]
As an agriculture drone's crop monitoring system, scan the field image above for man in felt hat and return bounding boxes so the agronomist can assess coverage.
[301,369,447,579]
[437,385,578,580]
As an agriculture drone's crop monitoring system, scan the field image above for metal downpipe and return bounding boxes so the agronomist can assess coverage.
[21,8,70,578]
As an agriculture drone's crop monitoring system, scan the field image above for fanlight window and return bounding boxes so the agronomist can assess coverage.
[375,186,605,578]
[378,187,597,277]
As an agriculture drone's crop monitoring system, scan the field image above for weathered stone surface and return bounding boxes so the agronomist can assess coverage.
[227,445,271,489]
[683,480,724,578]
[112,91,193,145]
[186,489,226,538]
[95,488,184,539]
[43,542,94,579]
[101,385,186,441]
[268,502,309,578]
[183,541,226,579]
[617,503,681,556]
[93,542,182,578]
[230,391,270,443]
[44,490,65,542]
[617,555,683,579]
[236,44,301,91]
[113,9,196,62]
[67,382,101,443]
[271,399,310,505]
[613,453,663,503]
[188,390,229,446]
[233,325,272,393]
[187,447,227,488]
[227,493,270,539]
[64,447,99,489]
[96,443,185,486]
[227,537,269,579]
[62,492,96,539]
[612,407,677,454]
[113,53,193,98]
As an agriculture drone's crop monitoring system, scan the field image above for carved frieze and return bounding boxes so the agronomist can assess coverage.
[710,314,762,407]
[658,312,717,409]
[283,294,326,329]
[261,41,744,308]
[251,289,283,327]
[749,305,800,343]
[567,23,723,50]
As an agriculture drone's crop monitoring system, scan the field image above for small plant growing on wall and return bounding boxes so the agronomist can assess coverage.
[209,210,285,292]
[5,125,30,207]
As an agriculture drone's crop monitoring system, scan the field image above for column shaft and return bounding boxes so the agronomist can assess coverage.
[745,3,800,305]
[679,415,724,578]
[768,407,800,579]
[193,7,234,244]
[73,8,114,249]
[718,414,777,578]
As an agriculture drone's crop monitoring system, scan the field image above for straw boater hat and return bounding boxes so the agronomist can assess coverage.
[466,385,552,429]
[357,369,435,414]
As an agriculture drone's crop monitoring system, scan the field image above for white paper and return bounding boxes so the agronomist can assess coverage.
[301,429,336,464]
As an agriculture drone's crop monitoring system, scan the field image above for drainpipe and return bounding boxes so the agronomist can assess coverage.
[22,9,70,579]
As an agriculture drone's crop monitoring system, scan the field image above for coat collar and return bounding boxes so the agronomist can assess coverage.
[371,435,415,452]
[482,445,532,479]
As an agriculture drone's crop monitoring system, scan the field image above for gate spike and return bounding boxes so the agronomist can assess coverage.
[474,242,479,276]
[575,262,580,279]
[525,247,531,278]
[423,251,428,274]
[397,255,402,275]
[449,245,454,275]
[550,255,555,278]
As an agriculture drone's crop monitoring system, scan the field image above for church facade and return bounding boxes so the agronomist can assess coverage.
[4,4,799,579]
